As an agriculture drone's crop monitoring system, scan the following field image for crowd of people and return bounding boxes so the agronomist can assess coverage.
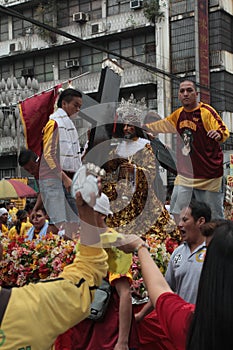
[0,79,232,350]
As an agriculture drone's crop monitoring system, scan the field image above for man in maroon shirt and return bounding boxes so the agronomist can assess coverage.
[145,80,229,223]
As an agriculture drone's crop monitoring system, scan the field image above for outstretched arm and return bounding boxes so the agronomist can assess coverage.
[119,236,172,307]
[114,277,132,350]
[2,165,109,349]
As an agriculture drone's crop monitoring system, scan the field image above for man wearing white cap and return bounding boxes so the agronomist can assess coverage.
[56,193,138,350]
[0,163,109,350]
[0,207,8,236]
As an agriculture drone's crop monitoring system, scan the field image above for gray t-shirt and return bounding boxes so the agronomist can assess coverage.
[165,241,206,304]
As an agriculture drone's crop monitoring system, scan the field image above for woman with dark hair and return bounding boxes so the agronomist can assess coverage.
[8,209,32,239]
[187,220,232,350]
[25,207,49,241]
[119,220,233,350]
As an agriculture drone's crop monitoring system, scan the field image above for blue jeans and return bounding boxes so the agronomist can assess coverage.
[39,178,79,225]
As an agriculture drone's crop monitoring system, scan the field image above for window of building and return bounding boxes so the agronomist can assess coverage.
[35,55,54,82]
[107,0,129,16]
[0,64,10,80]
[59,47,81,80]
[144,43,156,64]
[0,168,16,179]
[79,0,91,13]
[92,50,103,72]
[90,1,102,20]
[58,45,103,79]
[12,8,34,39]
[106,32,155,67]
[79,47,103,73]
[57,1,70,27]
[121,37,133,68]
[11,55,55,83]
[170,0,194,16]
[44,54,55,82]
[57,0,102,27]
[80,46,92,73]
[0,16,8,41]
[14,61,24,79]
[119,83,157,110]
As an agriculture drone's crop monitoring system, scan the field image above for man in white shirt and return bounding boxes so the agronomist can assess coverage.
[42,88,83,237]
[165,199,211,303]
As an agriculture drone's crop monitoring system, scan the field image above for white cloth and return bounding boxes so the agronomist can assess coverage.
[50,108,82,172]
[116,137,150,193]
[0,208,8,216]
[25,221,49,241]
[116,137,149,158]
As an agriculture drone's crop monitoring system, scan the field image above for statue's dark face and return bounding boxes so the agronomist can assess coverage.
[123,124,137,139]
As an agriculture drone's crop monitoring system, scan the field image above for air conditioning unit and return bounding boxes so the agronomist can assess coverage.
[91,23,105,35]
[130,0,142,9]
[65,59,79,69]
[21,68,34,77]
[73,12,89,23]
[10,42,23,52]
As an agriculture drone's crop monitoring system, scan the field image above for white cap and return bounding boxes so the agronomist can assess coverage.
[94,193,113,216]
[0,208,8,216]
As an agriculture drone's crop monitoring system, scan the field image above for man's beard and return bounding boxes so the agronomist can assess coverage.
[124,132,137,140]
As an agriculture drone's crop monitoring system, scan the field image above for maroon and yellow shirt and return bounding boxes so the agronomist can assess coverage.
[147,102,229,179]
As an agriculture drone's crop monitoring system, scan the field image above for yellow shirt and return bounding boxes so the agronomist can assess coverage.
[1,245,108,350]
[8,222,33,240]
[0,223,8,236]
[8,207,18,223]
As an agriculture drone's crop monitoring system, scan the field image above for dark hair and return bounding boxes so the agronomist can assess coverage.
[113,122,145,139]
[188,199,211,223]
[180,79,197,91]
[35,207,47,216]
[18,149,38,167]
[15,209,28,234]
[187,220,233,350]
[200,219,225,238]
[24,201,36,213]
[57,88,82,108]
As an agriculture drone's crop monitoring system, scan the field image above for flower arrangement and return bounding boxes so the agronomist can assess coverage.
[131,234,179,299]
[0,233,76,287]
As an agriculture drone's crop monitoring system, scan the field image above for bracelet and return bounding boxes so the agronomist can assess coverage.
[134,242,149,254]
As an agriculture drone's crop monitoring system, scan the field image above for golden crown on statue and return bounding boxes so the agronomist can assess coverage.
[117,94,147,125]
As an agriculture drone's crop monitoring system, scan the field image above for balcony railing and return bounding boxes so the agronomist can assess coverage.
[38,65,156,95]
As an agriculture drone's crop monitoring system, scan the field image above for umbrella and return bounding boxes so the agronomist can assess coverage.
[0,179,37,199]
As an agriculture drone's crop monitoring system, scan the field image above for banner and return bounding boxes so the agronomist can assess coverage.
[11,177,28,209]
[198,0,210,103]
[19,85,61,156]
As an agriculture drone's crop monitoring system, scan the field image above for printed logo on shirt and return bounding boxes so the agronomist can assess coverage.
[0,329,5,347]
[18,346,31,350]
[195,249,206,263]
[179,120,197,131]
[173,253,182,264]
[181,129,193,156]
